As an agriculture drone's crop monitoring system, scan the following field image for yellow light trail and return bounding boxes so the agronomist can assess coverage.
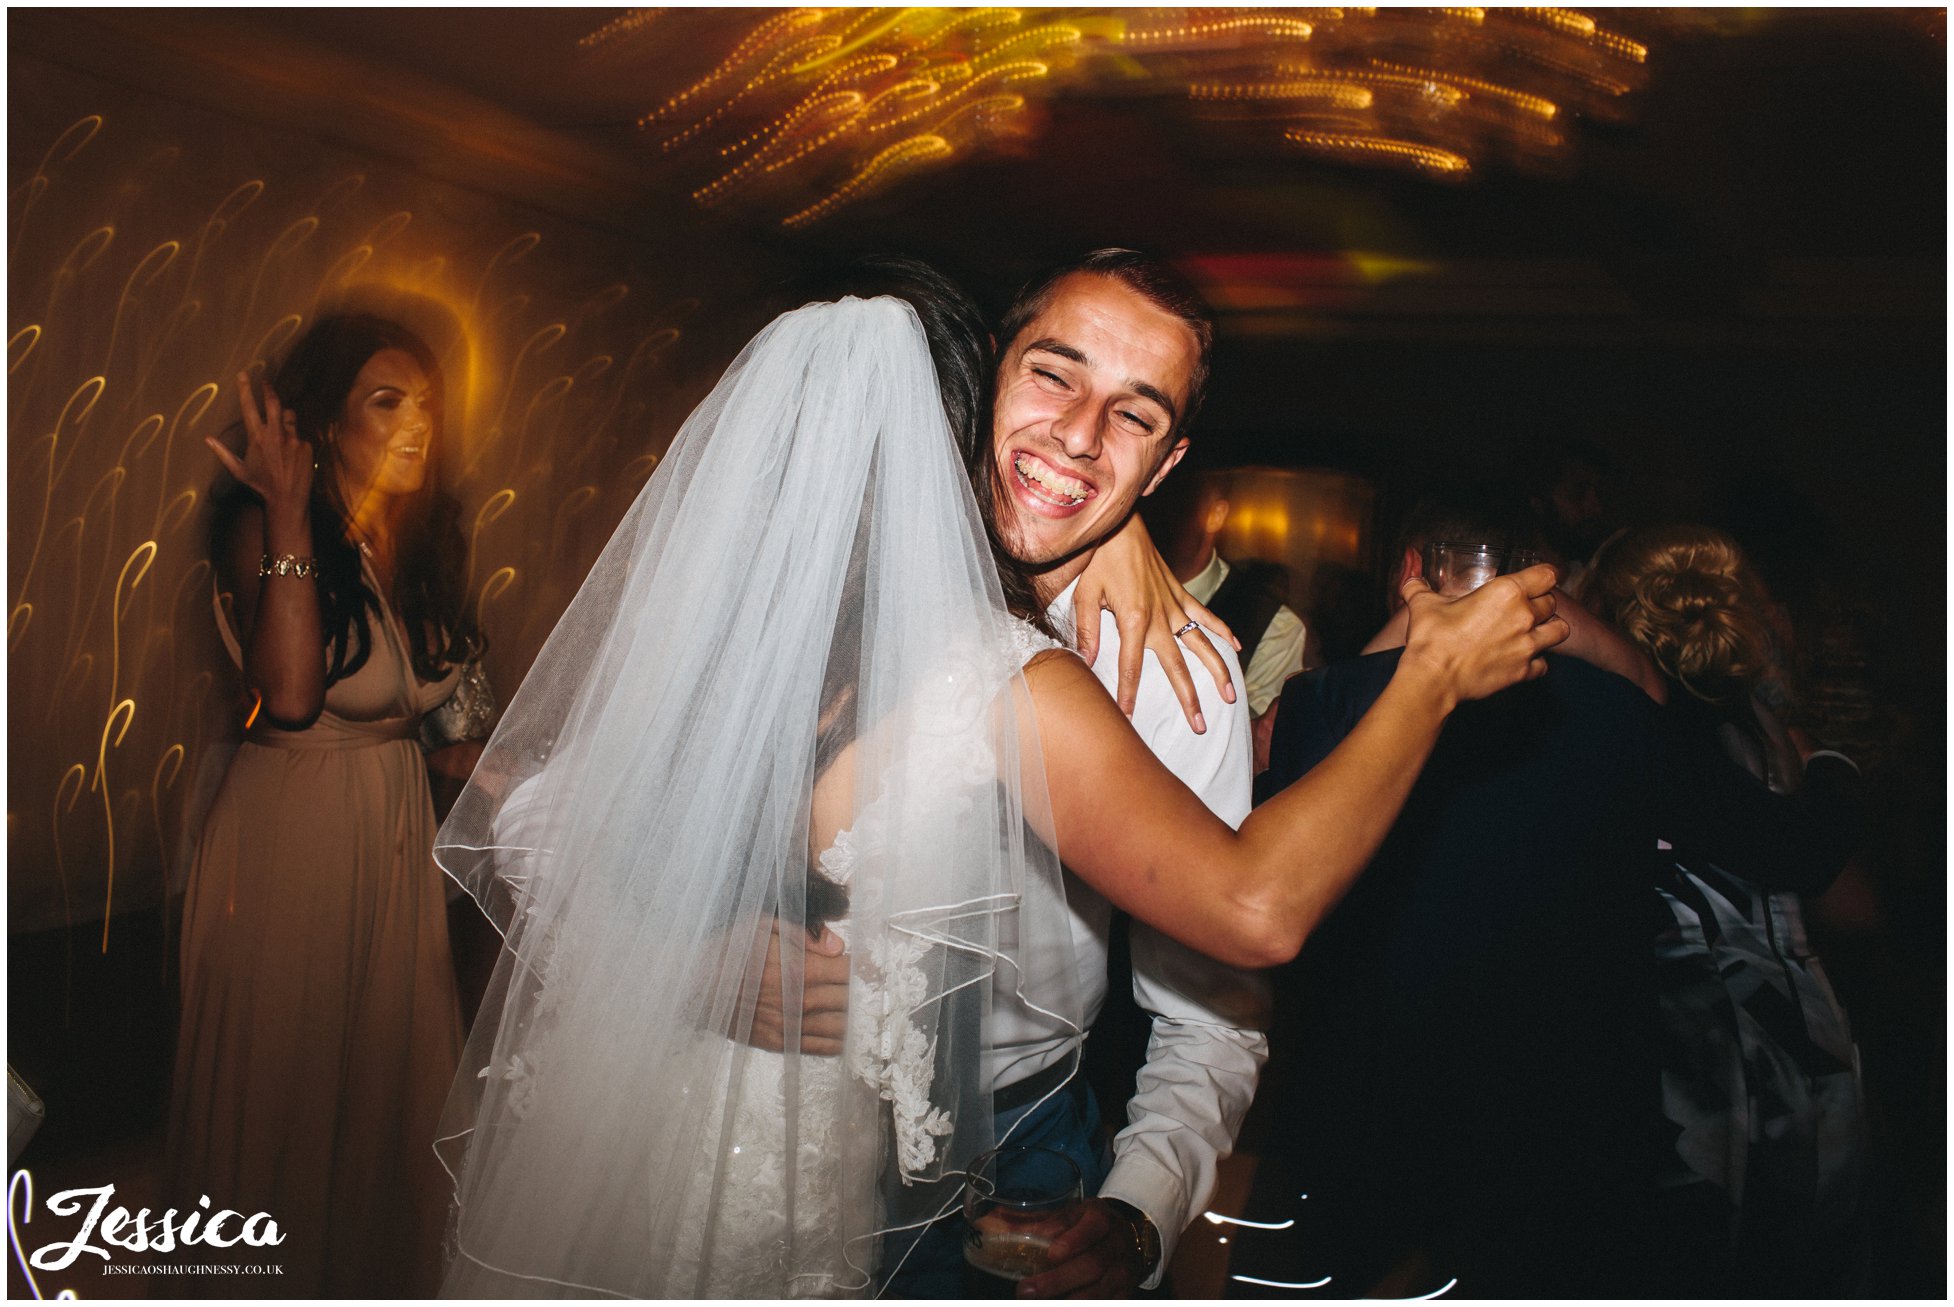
[92,698,137,951]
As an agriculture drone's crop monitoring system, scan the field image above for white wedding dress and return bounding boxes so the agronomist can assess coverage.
[432,297,1081,1298]
[661,618,1064,1299]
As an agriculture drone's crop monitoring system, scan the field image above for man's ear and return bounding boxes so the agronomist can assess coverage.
[1204,496,1232,537]
[1141,438,1190,497]
[1385,545,1423,615]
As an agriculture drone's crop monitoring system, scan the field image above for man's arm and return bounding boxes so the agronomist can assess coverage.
[1100,927,1270,1287]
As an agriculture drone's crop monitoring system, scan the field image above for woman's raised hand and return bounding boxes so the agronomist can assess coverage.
[1399,562,1567,709]
[206,371,313,515]
[1071,511,1239,730]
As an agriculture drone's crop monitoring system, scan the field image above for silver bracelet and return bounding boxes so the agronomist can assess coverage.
[259,552,317,579]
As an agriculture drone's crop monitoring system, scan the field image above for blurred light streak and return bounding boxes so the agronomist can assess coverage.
[62,467,132,671]
[1233,1273,1333,1289]
[472,322,565,478]
[249,314,306,369]
[552,486,600,549]
[118,414,166,469]
[109,542,159,710]
[104,240,183,375]
[10,113,105,265]
[607,7,1652,223]
[1203,1212,1295,1229]
[570,354,615,387]
[476,566,517,630]
[157,488,199,539]
[10,325,43,373]
[16,375,106,635]
[513,373,574,472]
[91,698,138,950]
[316,244,376,297]
[49,637,91,726]
[181,179,266,296]
[149,744,186,978]
[54,763,88,937]
[466,490,518,597]
[153,382,219,531]
[54,226,115,285]
[238,216,322,349]
[470,232,543,313]
[784,133,953,228]
[1285,131,1472,176]
[359,210,414,247]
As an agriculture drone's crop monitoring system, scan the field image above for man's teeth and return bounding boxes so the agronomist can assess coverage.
[1015,455,1088,505]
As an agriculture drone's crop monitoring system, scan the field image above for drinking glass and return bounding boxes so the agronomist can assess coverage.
[962,1145,1083,1289]
[1424,541,1544,597]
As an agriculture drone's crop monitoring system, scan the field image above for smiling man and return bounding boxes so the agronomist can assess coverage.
[991,259,1203,589]
[942,250,1266,1300]
[761,250,1265,1299]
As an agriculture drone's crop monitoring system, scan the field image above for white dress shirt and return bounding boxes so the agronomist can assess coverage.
[1036,577,1271,1285]
[1185,550,1309,717]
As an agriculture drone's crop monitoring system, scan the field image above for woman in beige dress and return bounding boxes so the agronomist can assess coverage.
[166,315,484,1295]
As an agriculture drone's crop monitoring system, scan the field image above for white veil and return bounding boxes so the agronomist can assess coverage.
[432,296,1082,1297]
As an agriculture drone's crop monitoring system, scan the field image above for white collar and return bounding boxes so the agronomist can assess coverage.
[1186,549,1229,605]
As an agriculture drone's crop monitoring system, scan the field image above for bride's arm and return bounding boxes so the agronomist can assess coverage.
[1025,565,1564,969]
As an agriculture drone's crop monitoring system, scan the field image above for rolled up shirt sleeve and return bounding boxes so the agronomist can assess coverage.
[1087,609,1270,1287]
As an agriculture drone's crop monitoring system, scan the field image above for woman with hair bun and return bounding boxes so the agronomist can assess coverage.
[1583,524,1869,1296]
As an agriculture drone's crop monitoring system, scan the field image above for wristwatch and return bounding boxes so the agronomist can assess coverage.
[1102,1198,1163,1281]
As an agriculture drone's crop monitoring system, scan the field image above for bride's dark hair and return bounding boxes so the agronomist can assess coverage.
[781,256,1050,635]
[782,257,1052,928]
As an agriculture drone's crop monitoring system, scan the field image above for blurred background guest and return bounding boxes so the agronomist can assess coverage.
[166,315,489,1296]
[1143,465,1315,721]
[1229,487,1667,1298]
[1582,523,1869,1297]
[1517,438,1615,588]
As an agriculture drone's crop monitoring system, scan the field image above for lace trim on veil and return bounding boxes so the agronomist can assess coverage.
[825,619,1059,1178]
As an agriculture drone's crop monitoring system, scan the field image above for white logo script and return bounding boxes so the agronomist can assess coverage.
[13,1174,284,1272]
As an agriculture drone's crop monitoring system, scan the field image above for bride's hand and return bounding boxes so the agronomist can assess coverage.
[1072,513,1238,731]
[1398,563,1567,711]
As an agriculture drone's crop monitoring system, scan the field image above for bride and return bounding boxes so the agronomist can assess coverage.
[431,265,1562,1297]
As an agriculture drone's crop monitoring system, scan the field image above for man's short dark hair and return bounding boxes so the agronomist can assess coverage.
[1392,482,1535,562]
[996,248,1215,435]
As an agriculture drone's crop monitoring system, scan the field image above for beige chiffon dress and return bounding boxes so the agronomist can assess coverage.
[165,559,464,1296]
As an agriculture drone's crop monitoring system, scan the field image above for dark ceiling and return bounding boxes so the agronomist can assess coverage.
[14,8,1943,267]
[9,7,1945,511]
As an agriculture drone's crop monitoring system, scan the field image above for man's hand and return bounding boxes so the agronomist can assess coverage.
[744,920,849,1055]
[1014,1199,1148,1298]
[1400,563,1568,709]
